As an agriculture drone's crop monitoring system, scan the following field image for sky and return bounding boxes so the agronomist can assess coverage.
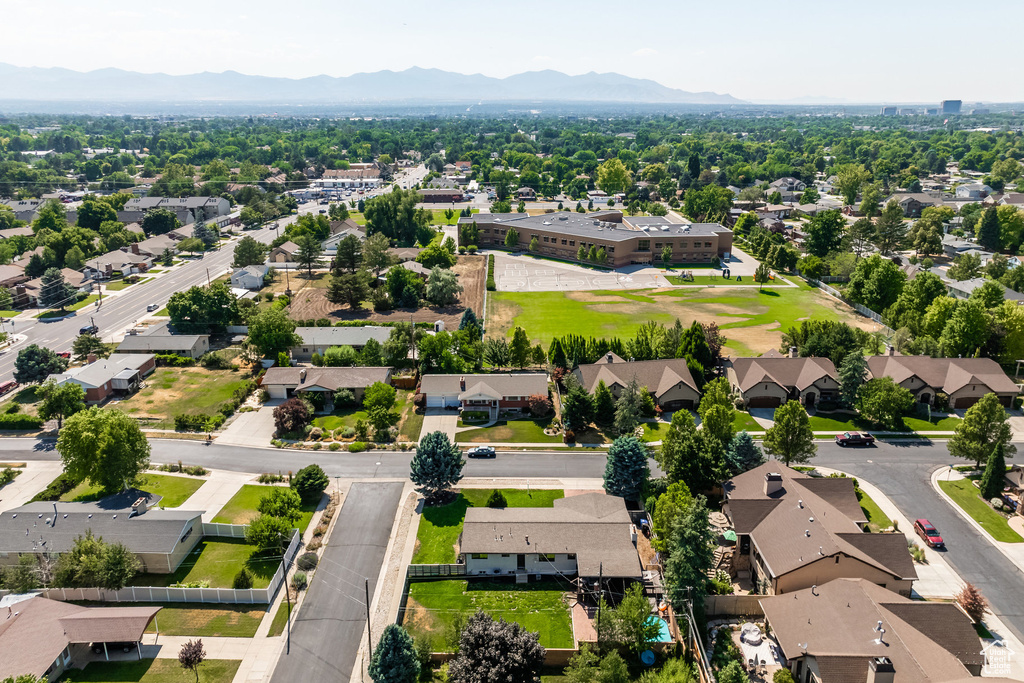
[2,0,1021,103]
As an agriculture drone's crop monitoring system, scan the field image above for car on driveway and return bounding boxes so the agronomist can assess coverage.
[835,431,875,447]
[466,446,496,458]
[914,518,945,549]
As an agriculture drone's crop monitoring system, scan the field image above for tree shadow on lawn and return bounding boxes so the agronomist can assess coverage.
[421,494,471,528]
[758,289,781,297]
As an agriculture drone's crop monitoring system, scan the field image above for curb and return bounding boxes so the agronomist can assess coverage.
[930,466,1024,573]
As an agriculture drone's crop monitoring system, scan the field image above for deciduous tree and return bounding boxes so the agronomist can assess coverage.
[949,393,1015,467]
[425,266,463,306]
[57,408,150,493]
[856,378,913,430]
[38,379,85,429]
[246,308,301,357]
[292,464,329,503]
[762,401,815,466]
[448,612,545,683]
[232,236,269,267]
[178,639,207,683]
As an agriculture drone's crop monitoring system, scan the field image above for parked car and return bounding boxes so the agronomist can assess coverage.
[466,446,496,458]
[147,303,159,312]
[835,431,875,447]
[79,324,99,335]
[913,518,945,549]
[57,352,70,359]
[91,642,137,654]
[0,380,17,396]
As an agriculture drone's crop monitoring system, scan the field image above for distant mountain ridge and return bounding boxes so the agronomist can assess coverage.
[0,63,744,105]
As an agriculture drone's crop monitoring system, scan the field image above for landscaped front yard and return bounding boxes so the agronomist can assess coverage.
[211,484,319,533]
[60,658,240,683]
[413,489,564,564]
[938,477,1024,543]
[131,538,279,588]
[59,473,205,507]
[806,411,961,434]
[855,487,890,532]
[114,366,251,430]
[403,579,574,649]
[455,418,560,443]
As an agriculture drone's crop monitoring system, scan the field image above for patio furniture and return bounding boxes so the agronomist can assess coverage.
[741,623,763,645]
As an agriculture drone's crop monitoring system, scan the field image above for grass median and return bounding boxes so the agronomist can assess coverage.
[938,477,1024,543]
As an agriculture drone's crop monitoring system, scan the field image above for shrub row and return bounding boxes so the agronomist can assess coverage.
[155,353,196,367]
[174,413,226,431]
[486,254,495,291]
[31,472,83,502]
[156,462,209,476]
[0,414,44,430]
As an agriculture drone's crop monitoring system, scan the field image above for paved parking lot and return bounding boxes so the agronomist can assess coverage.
[494,254,670,292]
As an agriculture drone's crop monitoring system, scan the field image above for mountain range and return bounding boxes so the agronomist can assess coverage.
[0,63,743,105]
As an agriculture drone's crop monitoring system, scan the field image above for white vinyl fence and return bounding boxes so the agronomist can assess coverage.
[38,526,301,605]
[805,276,895,335]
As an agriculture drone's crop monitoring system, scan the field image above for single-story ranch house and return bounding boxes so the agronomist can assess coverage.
[0,499,203,574]
[419,373,548,419]
[289,326,392,362]
[725,350,839,408]
[460,492,641,579]
[261,366,393,401]
[865,352,1019,409]
[573,354,701,410]
[460,210,733,268]
[47,353,156,404]
[116,328,210,359]
[723,463,916,596]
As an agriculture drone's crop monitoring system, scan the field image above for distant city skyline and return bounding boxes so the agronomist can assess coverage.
[2,0,1020,103]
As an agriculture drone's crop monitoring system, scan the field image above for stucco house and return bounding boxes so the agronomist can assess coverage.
[866,352,1019,409]
[723,463,917,596]
[572,354,701,410]
[289,326,391,361]
[419,373,548,419]
[269,241,301,263]
[460,492,641,579]
[725,350,838,408]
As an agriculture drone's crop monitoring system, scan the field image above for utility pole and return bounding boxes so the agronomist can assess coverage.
[206,268,211,287]
[596,562,603,652]
[283,571,292,654]
[364,578,373,659]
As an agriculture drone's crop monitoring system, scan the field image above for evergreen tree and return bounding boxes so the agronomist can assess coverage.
[838,353,868,408]
[980,443,1007,500]
[369,624,420,683]
[594,380,616,425]
[664,496,713,619]
[409,431,464,503]
[40,267,77,310]
[978,206,1002,252]
[873,200,909,256]
[603,436,649,500]
[560,375,594,433]
[548,338,568,370]
[613,376,644,435]
[725,431,764,474]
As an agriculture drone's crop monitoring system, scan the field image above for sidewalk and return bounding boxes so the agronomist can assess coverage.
[0,460,62,512]
[171,469,253,522]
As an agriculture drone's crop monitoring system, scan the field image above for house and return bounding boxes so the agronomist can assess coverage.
[516,187,537,200]
[885,193,944,218]
[997,193,1024,207]
[323,220,366,253]
[759,204,793,220]
[942,236,978,258]
[380,262,430,280]
[725,350,839,408]
[261,366,393,401]
[955,182,992,199]
[943,276,1024,303]
[0,264,29,290]
[231,264,270,290]
[418,188,464,203]
[389,246,421,262]
[269,241,301,263]
[134,233,180,258]
[454,160,472,172]
[290,326,392,361]
[723,463,917,596]
[0,498,203,574]
[47,353,156,403]
[83,249,151,280]
[573,354,701,410]
[116,325,210,359]
[770,177,807,192]
[0,226,35,240]
[460,492,641,579]
[761,579,987,683]
[420,373,549,419]
[15,268,87,309]
[866,351,1019,408]
[0,595,161,681]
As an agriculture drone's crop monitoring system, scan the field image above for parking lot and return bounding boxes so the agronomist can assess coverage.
[494,254,670,292]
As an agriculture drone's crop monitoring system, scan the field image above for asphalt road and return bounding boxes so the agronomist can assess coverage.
[269,481,403,683]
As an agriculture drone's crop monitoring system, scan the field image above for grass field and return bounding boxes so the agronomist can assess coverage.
[404,579,573,649]
[313,407,369,431]
[211,484,319,533]
[455,418,560,443]
[733,411,764,432]
[71,601,264,637]
[808,411,961,433]
[487,279,873,356]
[856,487,890,532]
[59,473,205,507]
[413,489,564,564]
[61,658,241,683]
[115,366,250,429]
[267,600,291,637]
[131,538,279,588]
[938,478,1024,543]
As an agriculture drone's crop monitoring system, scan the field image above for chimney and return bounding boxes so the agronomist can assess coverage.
[130,243,140,255]
[460,376,466,391]
[886,344,895,357]
[764,472,783,496]
[299,368,307,383]
[86,353,98,364]
[606,353,613,363]
[789,346,798,358]
[131,497,148,516]
[867,657,894,683]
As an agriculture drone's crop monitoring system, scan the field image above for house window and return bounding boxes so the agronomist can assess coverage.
[542,554,556,562]
[567,553,577,560]
[638,240,650,251]
[471,553,488,559]
[561,239,567,245]
[569,240,575,246]
[180,525,194,544]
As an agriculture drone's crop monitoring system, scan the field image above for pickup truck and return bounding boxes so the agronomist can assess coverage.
[835,431,875,447]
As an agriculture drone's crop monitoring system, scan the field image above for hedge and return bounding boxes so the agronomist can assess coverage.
[486,254,496,291]
[155,353,196,367]
[0,414,44,429]
[31,472,83,501]
[174,413,226,431]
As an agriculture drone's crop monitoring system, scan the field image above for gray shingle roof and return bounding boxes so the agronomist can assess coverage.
[117,335,205,353]
[294,326,391,348]
[420,373,548,398]
[261,366,392,391]
[50,354,154,389]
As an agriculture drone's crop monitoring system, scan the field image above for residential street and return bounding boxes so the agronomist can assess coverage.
[269,481,403,683]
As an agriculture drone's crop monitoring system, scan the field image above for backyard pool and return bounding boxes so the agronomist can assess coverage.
[646,615,673,642]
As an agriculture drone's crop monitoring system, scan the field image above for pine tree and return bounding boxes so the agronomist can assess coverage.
[838,353,868,408]
[978,206,1001,252]
[603,436,649,499]
[409,431,464,503]
[369,624,420,683]
[613,376,644,435]
[594,380,616,425]
[725,431,764,474]
[548,338,568,370]
[980,442,1007,500]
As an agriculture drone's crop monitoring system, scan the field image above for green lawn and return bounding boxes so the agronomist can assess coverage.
[71,601,263,638]
[665,275,761,286]
[60,473,205,507]
[642,421,670,441]
[455,418,560,443]
[400,406,425,442]
[104,280,134,291]
[405,579,573,649]
[733,411,763,432]
[154,307,169,316]
[488,279,868,356]
[938,478,1024,543]
[60,479,106,502]
[131,538,279,588]
[69,294,100,311]
[856,487,890,532]
[35,309,72,319]
[114,366,250,429]
[313,406,369,431]
[902,415,962,431]
[211,484,319,533]
[268,600,292,637]
[413,489,564,564]
[808,411,962,433]
[61,658,241,683]
[0,309,17,317]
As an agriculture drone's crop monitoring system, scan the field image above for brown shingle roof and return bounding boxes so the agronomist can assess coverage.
[0,596,83,679]
[261,366,392,392]
[730,356,837,393]
[573,356,699,398]
[59,606,161,643]
[866,355,1018,396]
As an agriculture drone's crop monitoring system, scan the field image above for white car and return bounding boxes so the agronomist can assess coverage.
[147,303,159,312]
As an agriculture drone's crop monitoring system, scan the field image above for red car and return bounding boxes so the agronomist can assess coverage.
[835,431,875,447]
[914,518,945,549]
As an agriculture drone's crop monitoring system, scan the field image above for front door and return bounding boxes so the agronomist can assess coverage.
[517,554,526,571]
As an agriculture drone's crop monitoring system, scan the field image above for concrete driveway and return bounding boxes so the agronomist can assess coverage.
[420,408,458,441]
[216,400,281,447]
[270,481,404,683]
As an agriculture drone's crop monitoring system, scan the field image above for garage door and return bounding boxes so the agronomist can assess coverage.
[747,396,782,408]
[953,396,981,409]
[265,385,287,400]
[426,395,461,408]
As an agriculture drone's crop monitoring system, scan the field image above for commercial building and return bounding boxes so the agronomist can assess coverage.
[460,210,732,268]
[941,99,963,115]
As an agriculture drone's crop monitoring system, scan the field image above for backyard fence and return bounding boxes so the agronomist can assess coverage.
[39,528,301,605]
[804,276,895,335]
[705,594,766,617]
[201,521,248,538]
[407,564,466,578]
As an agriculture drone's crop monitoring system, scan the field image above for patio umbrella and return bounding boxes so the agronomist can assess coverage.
[722,529,737,543]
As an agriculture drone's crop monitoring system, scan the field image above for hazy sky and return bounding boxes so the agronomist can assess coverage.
[2,0,1019,103]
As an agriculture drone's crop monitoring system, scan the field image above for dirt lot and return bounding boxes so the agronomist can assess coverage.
[286,255,486,327]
